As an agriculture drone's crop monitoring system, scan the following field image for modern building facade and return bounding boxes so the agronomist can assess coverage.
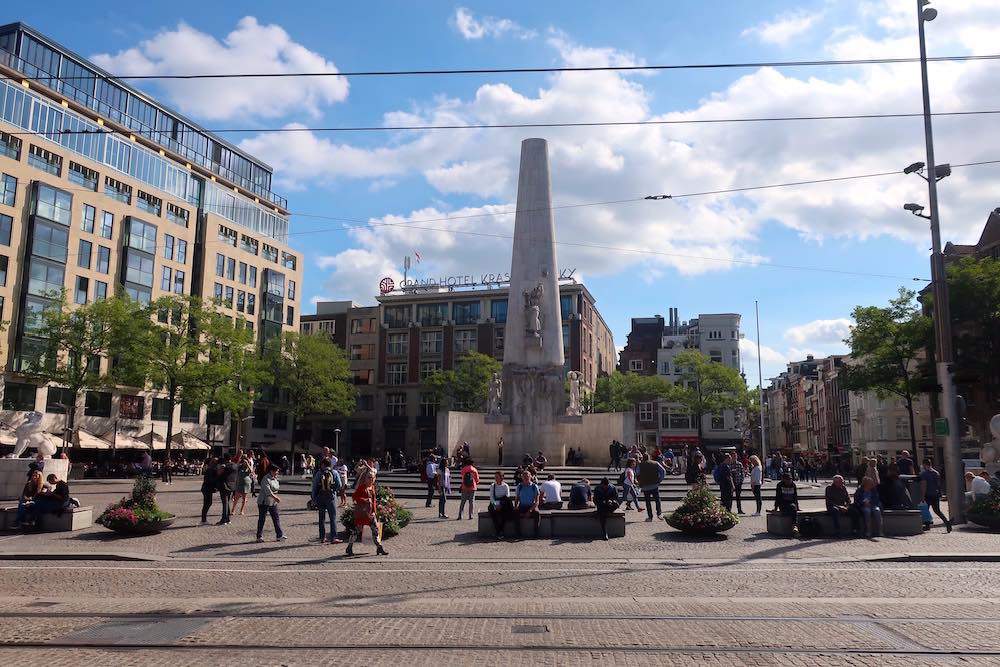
[0,23,301,452]
[619,308,745,451]
[300,281,614,458]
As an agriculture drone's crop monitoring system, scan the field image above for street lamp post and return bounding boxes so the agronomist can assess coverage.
[909,0,965,523]
[334,428,341,456]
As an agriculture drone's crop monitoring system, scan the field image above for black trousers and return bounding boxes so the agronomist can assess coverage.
[925,495,950,525]
[425,479,436,507]
[643,489,661,519]
[200,490,213,522]
[733,485,743,513]
[720,486,733,512]
[752,485,762,513]
[515,508,540,536]
[219,490,232,523]
[596,501,619,535]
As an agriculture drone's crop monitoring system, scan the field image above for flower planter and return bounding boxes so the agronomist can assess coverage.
[966,512,1000,531]
[106,516,175,535]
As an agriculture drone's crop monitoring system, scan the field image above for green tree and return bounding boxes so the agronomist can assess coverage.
[119,295,240,469]
[25,295,143,449]
[264,331,356,457]
[670,349,748,442]
[842,287,934,460]
[947,256,1000,438]
[425,351,501,412]
[589,372,674,413]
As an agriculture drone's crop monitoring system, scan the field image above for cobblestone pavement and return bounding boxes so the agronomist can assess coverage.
[1,479,999,664]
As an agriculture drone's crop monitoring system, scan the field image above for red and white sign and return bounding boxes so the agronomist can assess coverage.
[379,277,395,294]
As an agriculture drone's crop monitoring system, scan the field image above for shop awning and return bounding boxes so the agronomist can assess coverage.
[73,429,112,450]
[172,431,211,451]
[111,432,155,450]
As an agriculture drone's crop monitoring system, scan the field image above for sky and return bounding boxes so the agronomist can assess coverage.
[10,1,1000,385]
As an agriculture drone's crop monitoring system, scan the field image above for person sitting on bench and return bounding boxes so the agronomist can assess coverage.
[539,474,563,510]
[568,478,594,509]
[514,470,541,538]
[30,474,70,522]
[854,476,882,538]
[487,471,513,539]
[824,475,858,536]
[774,473,799,525]
[593,478,620,541]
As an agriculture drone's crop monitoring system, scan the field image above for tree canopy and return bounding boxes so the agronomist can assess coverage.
[425,352,501,412]
[670,349,748,438]
[264,331,356,424]
[589,372,674,413]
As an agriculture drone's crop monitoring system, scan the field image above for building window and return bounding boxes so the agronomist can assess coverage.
[350,343,375,361]
[28,144,62,176]
[238,262,247,284]
[454,329,477,355]
[75,276,89,304]
[224,286,234,308]
[166,203,189,228]
[125,252,154,287]
[136,191,162,216]
[420,330,442,354]
[660,361,670,375]
[161,266,172,291]
[491,299,508,323]
[248,265,257,287]
[385,333,410,357]
[353,369,374,385]
[270,411,288,430]
[97,246,110,274]
[84,391,112,417]
[0,214,9,246]
[0,131,21,160]
[45,387,75,414]
[384,305,409,328]
[95,280,108,300]
[495,326,505,353]
[162,234,175,260]
[638,402,653,422]
[216,253,225,277]
[35,183,72,226]
[77,239,92,269]
[247,293,255,315]
[3,382,37,411]
[226,257,236,280]
[236,290,246,312]
[629,359,643,372]
[67,162,98,191]
[119,395,145,420]
[81,204,95,233]
[240,235,259,255]
[420,360,442,380]
[387,362,408,385]
[33,221,69,262]
[251,408,268,429]
[281,252,297,270]
[288,280,296,300]
[286,305,294,326]
[668,411,692,430]
[103,176,132,204]
[1,173,16,205]
[180,403,200,423]
[707,330,722,340]
[386,393,407,417]
[710,414,725,430]
[709,350,722,364]
[560,294,573,320]
[356,394,374,412]
[0,255,7,287]
[218,225,238,247]
[417,303,447,326]
[262,244,278,263]
[420,393,438,417]
[28,260,65,297]
[125,218,157,254]
[100,211,113,239]
[453,301,480,325]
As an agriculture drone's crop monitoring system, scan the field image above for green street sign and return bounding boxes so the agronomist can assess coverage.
[934,418,949,436]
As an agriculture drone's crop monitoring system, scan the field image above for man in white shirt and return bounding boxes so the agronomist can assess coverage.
[967,470,992,506]
[425,455,439,508]
[539,474,562,510]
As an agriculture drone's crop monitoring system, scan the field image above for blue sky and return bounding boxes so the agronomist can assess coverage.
[11,1,1000,383]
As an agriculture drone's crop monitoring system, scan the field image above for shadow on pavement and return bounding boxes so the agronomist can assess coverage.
[653,530,728,543]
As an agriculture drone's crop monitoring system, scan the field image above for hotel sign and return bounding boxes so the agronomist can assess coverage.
[383,268,577,293]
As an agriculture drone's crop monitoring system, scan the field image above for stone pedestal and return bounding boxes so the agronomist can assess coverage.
[502,365,566,463]
[0,458,70,500]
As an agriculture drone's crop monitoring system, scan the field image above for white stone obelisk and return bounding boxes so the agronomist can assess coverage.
[502,138,566,463]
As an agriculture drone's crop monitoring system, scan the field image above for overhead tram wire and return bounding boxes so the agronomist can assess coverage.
[7,109,1000,138]
[51,53,1000,81]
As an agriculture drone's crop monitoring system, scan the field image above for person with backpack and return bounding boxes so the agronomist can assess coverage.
[217,455,239,526]
[457,458,480,520]
[637,453,666,522]
[714,454,735,512]
[312,458,343,543]
[619,459,641,511]
[731,456,746,514]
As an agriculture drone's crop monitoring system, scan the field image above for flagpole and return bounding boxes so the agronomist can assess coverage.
[755,300,766,461]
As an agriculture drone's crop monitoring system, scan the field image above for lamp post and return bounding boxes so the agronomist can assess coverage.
[334,428,341,456]
[905,0,964,523]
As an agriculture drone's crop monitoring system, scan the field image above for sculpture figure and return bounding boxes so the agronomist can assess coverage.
[566,371,583,417]
[982,414,1000,466]
[9,411,56,459]
[487,372,503,416]
[523,283,544,335]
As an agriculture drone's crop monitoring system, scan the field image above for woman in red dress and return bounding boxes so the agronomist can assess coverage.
[346,470,388,557]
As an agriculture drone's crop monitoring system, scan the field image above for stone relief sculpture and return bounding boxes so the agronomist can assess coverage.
[523,283,544,336]
[487,372,503,416]
[566,371,583,417]
[9,411,55,458]
[982,413,1000,466]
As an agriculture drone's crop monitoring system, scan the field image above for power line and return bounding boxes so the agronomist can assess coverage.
[62,53,1000,80]
[8,108,1000,137]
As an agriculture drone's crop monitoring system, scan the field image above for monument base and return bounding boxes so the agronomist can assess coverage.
[0,458,70,500]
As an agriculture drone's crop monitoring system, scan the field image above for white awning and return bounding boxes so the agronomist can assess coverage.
[73,430,112,450]
[172,431,211,451]
[111,432,155,450]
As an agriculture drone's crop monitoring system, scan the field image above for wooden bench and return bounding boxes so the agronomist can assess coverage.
[767,509,923,538]
[477,508,626,539]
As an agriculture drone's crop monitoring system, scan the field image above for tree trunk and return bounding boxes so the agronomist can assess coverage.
[905,394,919,462]
[64,403,77,453]
[163,385,176,482]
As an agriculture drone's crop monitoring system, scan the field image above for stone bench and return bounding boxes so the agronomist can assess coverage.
[767,508,923,538]
[0,505,92,532]
[477,508,625,539]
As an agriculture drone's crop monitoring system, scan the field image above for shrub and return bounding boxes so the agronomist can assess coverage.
[341,484,411,538]
[96,476,173,530]
[666,483,739,534]
[968,485,1000,517]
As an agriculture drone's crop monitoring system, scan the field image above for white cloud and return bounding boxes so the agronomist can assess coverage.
[742,10,823,46]
[452,8,536,40]
[91,17,348,120]
[784,318,852,346]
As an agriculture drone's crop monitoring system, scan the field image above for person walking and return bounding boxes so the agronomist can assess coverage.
[437,457,452,519]
[749,455,764,516]
[200,456,218,524]
[593,478,621,541]
[621,458,641,511]
[488,470,512,539]
[217,455,238,526]
[312,458,343,544]
[637,453,666,522]
[457,458,480,520]
[919,458,952,532]
[346,468,388,556]
[234,455,252,516]
[256,465,286,542]
[424,455,439,508]
[731,456,746,514]
[715,454,735,513]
